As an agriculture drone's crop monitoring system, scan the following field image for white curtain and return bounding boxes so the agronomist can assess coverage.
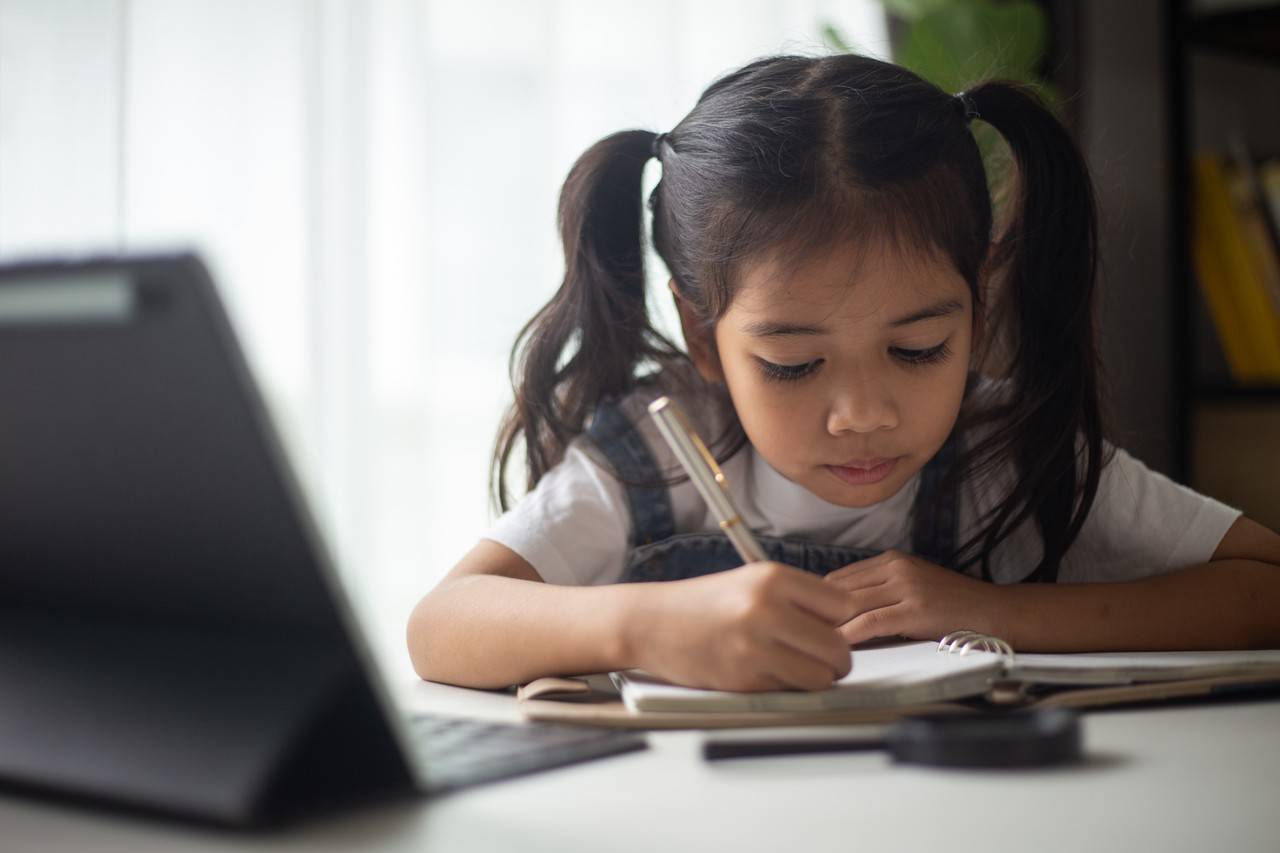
[0,0,888,676]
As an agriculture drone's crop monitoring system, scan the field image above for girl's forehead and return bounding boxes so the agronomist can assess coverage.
[728,241,967,321]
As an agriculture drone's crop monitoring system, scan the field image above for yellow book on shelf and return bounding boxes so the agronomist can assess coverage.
[1228,169,1280,317]
[1193,154,1280,382]
[1193,215,1256,380]
[1193,157,1261,379]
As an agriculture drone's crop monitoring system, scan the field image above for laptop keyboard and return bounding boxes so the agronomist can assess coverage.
[407,712,646,792]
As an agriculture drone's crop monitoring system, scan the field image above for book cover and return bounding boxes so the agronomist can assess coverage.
[1193,187,1259,380]
[1193,153,1280,381]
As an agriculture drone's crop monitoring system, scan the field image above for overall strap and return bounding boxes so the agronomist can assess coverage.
[584,400,676,547]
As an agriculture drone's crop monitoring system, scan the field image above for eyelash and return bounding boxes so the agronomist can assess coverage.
[756,342,952,383]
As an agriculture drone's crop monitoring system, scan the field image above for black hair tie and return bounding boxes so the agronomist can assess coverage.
[954,91,979,124]
[651,132,668,159]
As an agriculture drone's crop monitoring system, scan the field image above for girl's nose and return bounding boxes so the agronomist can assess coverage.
[826,379,899,435]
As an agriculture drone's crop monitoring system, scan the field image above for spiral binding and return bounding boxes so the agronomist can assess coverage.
[937,630,1016,662]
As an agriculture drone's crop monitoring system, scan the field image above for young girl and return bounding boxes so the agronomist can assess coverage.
[407,54,1280,693]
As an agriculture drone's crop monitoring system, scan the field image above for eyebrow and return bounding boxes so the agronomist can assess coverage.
[741,299,965,337]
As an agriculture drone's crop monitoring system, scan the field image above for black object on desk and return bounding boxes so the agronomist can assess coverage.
[703,709,1082,768]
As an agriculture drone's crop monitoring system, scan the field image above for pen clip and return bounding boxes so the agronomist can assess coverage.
[662,397,731,497]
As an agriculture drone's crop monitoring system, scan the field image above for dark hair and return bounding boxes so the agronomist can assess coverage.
[493,53,1112,583]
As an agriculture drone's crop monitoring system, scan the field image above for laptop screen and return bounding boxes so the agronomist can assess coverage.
[0,254,346,634]
[0,253,418,825]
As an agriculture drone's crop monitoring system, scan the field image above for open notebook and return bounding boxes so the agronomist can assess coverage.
[610,638,1280,714]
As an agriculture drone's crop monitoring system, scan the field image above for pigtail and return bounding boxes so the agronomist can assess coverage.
[956,82,1112,583]
[491,130,682,511]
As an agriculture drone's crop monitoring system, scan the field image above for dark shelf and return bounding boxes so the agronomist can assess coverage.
[1189,6,1280,63]
[1194,384,1280,402]
[1167,0,1280,484]
[1165,2,1280,526]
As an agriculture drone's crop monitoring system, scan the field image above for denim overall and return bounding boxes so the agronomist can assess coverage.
[585,399,962,584]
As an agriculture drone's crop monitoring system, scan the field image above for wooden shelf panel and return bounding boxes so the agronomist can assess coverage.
[1191,401,1280,531]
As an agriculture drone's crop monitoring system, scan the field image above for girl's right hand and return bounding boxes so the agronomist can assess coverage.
[624,562,853,692]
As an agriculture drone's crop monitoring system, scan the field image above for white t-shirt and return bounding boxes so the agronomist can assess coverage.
[484,368,1241,587]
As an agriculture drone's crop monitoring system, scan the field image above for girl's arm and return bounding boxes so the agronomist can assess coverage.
[407,540,641,687]
[992,515,1280,651]
[827,516,1280,651]
[407,540,854,690]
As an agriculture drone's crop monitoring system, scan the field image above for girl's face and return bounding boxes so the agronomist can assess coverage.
[685,242,976,508]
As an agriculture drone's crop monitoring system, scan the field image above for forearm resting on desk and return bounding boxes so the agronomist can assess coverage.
[409,542,855,693]
[407,574,640,689]
[994,559,1280,652]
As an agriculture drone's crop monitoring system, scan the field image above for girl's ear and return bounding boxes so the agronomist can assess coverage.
[669,279,725,383]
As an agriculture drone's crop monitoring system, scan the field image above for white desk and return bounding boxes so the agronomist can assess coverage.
[4,678,1280,853]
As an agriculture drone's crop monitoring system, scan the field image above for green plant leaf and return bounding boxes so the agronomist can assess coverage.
[883,0,966,23]
[896,6,989,92]
[821,23,853,54]
[892,0,1048,92]
[983,1,1047,76]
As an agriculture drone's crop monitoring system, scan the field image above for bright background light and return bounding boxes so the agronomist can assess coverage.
[0,0,888,680]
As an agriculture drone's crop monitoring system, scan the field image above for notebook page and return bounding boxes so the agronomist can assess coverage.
[614,641,1005,714]
[1008,649,1280,686]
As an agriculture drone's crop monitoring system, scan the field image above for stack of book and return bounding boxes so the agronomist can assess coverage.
[1192,140,1280,384]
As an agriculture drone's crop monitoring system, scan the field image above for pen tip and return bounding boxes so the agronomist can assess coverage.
[648,396,670,414]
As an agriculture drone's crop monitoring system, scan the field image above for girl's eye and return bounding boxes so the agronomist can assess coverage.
[891,341,952,367]
[756,358,822,383]
[755,341,952,382]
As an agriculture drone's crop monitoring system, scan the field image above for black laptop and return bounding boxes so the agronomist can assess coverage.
[0,253,644,827]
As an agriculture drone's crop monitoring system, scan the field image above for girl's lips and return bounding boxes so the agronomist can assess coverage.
[825,456,899,486]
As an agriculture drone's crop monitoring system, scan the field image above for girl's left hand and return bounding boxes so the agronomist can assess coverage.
[823,550,1004,645]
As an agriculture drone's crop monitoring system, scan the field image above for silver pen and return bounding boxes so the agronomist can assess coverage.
[648,396,767,565]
